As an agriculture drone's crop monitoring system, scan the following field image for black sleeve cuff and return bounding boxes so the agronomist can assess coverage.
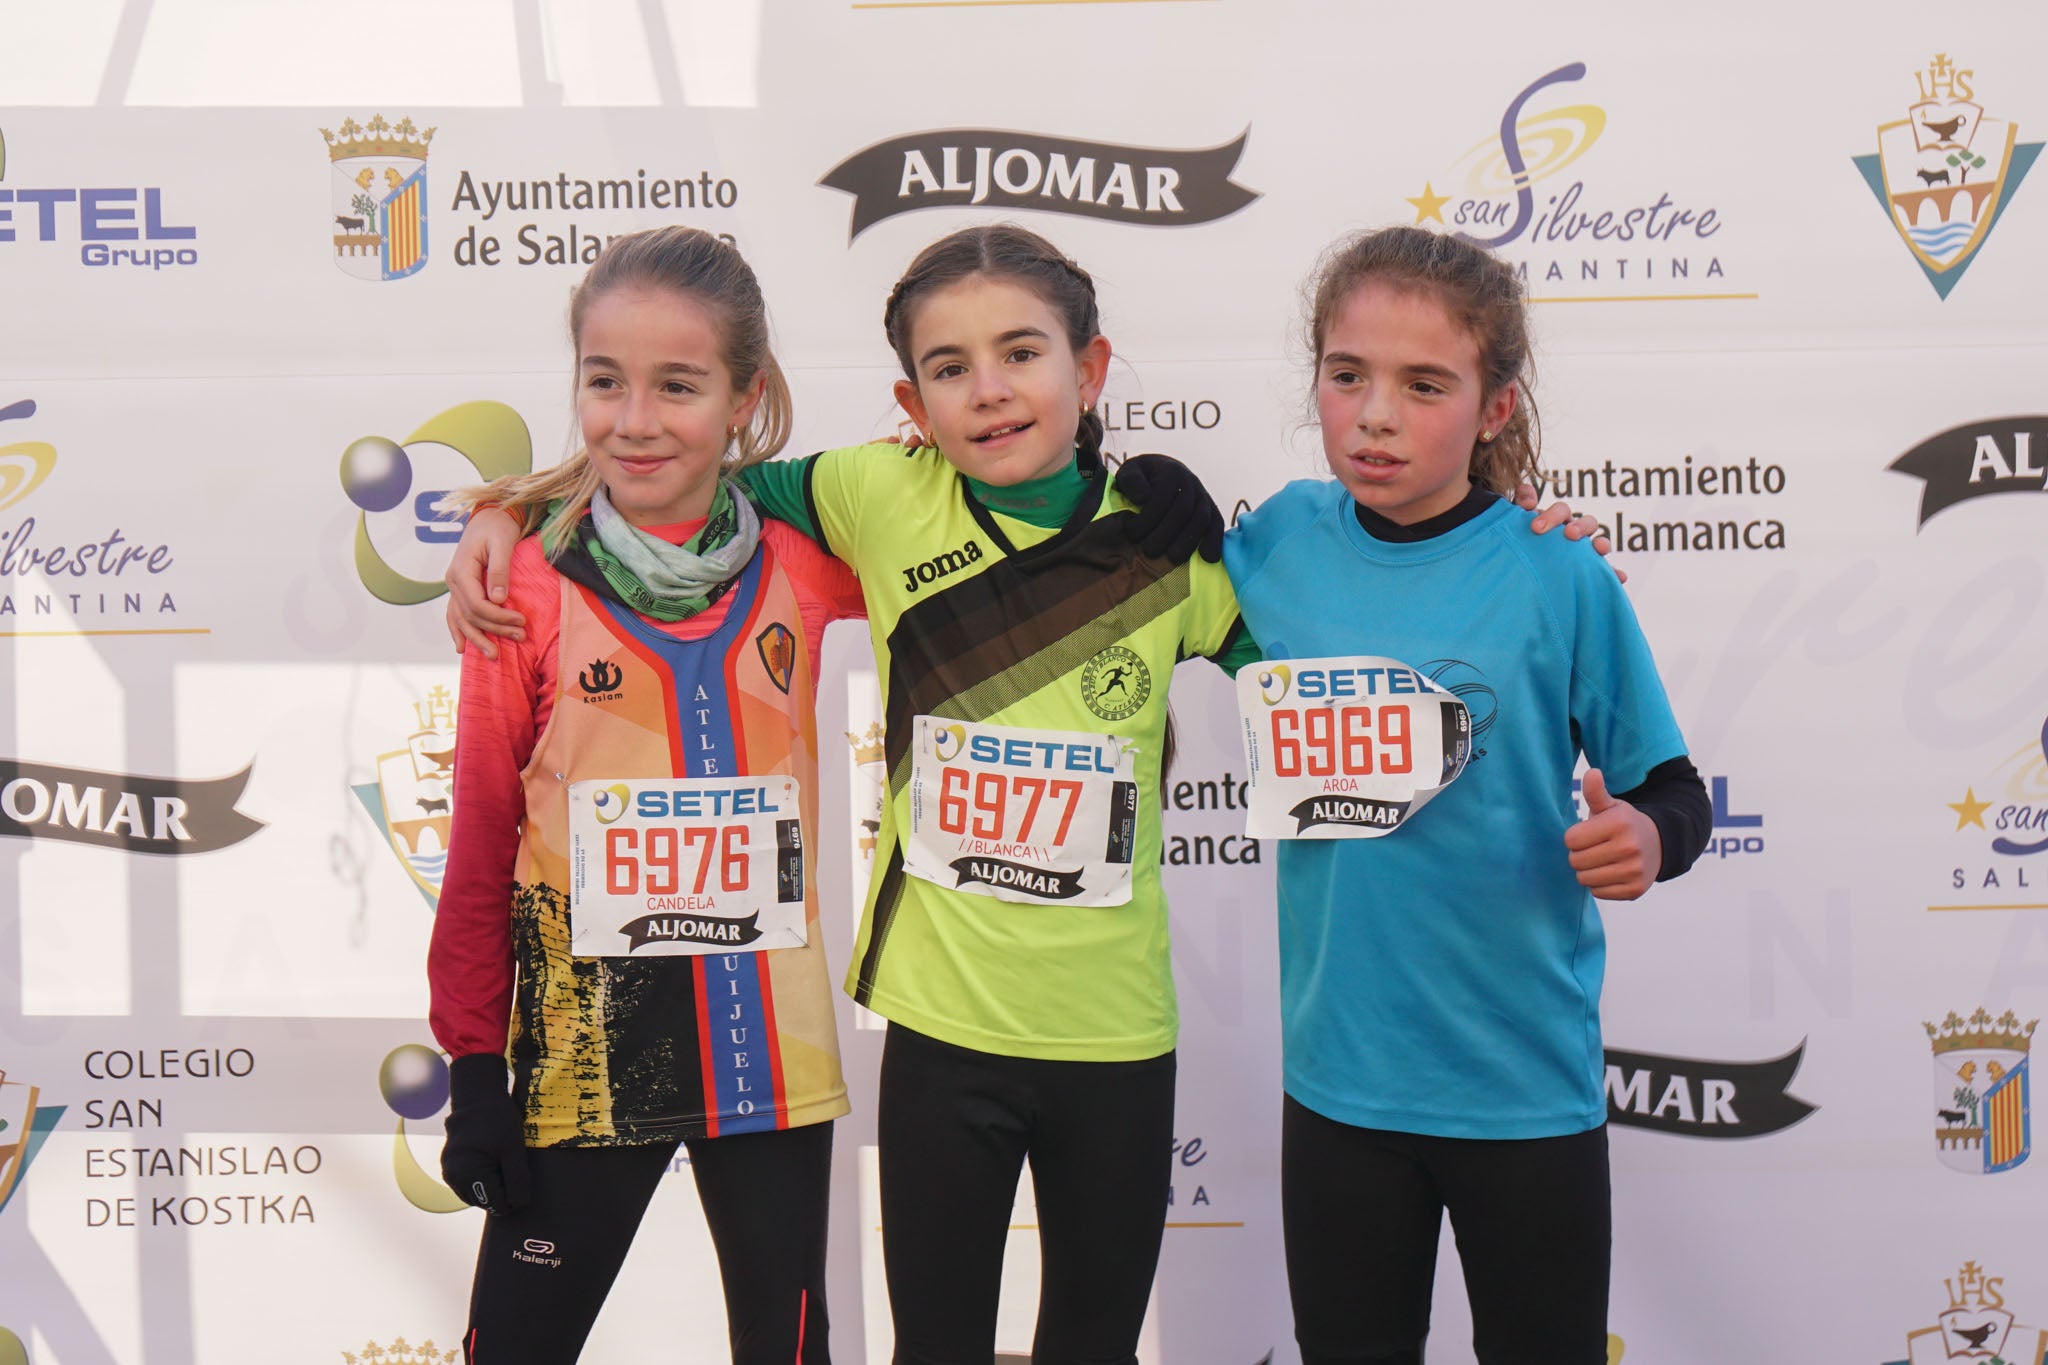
[448,1052,510,1108]
[1614,755,1713,882]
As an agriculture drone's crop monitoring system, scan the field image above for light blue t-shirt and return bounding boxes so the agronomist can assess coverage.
[1224,480,1687,1139]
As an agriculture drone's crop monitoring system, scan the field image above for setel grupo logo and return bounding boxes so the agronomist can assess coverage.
[324,113,434,282]
[1853,55,2039,300]
[1405,63,1741,301]
[821,129,1257,240]
[0,126,198,271]
[1926,1009,2032,1176]
[339,401,531,605]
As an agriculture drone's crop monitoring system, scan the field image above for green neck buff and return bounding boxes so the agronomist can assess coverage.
[540,481,758,622]
[965,454,1095,529]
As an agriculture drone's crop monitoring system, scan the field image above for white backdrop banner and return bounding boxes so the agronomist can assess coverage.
[3,3,2046,1363]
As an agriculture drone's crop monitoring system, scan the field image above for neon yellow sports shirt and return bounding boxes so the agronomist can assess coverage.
[746,444,1245,1061]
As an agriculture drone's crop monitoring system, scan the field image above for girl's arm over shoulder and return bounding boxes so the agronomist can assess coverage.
[736,443,911,562]
[760,521,867,686]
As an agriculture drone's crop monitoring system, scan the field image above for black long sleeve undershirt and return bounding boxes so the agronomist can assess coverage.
[1355,488,1711,881]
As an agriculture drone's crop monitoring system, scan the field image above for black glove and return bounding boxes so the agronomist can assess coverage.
[1113,453,1225,564]
[440,1053,531,1215]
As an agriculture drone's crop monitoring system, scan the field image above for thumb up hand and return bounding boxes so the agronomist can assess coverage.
[1564,768,1659,900]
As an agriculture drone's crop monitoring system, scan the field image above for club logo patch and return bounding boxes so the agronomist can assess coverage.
[1081,645,1151,721]
[755,622,796,694]
[578,658,624,700]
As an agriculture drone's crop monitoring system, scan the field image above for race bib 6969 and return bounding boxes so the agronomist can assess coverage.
[568,776,808,956]
[1237,657,1470,839]
[905,716,1139,906]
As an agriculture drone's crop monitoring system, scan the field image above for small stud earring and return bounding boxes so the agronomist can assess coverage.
[1480,430,1495,443]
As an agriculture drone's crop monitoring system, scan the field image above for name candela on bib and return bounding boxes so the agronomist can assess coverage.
[905,716,1140,906]
[1236,657,1471,839]
[567,776,808,956]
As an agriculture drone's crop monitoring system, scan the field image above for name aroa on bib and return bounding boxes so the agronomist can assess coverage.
[905,716,1140,906]
[567,775,808,956]
[1236,656,1471,839]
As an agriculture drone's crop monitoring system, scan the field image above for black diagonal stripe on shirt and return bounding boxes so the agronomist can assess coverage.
[853,511,1191,1005]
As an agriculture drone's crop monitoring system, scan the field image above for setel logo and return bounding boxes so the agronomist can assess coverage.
[900,538,983,595]
[338,402,531,605]
[0,126,199,270]
[591,784,632,826]
[821,129,1258,240]
[376,1044,466,1215]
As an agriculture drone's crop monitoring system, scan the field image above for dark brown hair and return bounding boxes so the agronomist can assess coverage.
[1305,226,1540,498]
[882,224,1107,466]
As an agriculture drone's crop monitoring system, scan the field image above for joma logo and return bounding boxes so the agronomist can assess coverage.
[579,658,623,697]
[901,540,983,595]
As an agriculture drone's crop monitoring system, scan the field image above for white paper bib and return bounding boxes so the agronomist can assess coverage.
[1236,656,1470,839]
[904,716,1140,906]
[567,775,809,956]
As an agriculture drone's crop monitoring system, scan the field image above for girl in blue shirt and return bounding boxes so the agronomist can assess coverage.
[1223,226,1709,1365]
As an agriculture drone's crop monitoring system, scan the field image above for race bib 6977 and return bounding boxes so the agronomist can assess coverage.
[1237,657,1470,839]
[905,716,1139,906]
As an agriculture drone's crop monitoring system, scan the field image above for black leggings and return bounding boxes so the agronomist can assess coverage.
[463,1120,832,1364]
[877,1023,1176,1365]
[1282,1097,1610,1365]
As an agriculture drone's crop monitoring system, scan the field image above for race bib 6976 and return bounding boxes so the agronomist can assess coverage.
[567,776,808,956]
[1237,657,1470,839]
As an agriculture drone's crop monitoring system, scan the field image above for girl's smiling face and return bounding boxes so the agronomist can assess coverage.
[577,285,762,527]
[892,275,1111,487]
[1316,280,1516,525]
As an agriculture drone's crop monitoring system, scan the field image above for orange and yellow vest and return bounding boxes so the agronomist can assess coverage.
[509,547,848,1145]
